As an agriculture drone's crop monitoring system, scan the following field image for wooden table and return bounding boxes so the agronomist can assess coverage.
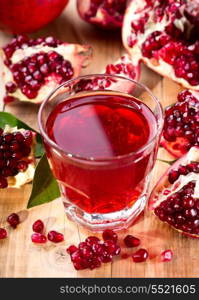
[0,1,198,278]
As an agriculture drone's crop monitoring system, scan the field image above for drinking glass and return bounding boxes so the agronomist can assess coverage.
[38,74,163,231]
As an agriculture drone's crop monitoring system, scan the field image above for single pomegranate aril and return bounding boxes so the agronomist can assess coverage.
[31,233,47,244]
[47,230,64,243]
[104,240,121,255]
[102,229,118,243]
[124,235,140,248]
[132,248,149,263]
[7,213,20,228]
[0,228,7,239]
[66,245,78,255]
[161,250,173,262]
[32,220,44,233]
[5,82,17,93]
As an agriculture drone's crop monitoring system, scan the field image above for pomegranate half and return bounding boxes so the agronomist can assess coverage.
[149,146,199,238]
[0,0,69,34]
[122,0,199,90]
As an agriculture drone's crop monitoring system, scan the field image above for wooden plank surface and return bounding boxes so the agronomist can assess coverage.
[0,1,198,278]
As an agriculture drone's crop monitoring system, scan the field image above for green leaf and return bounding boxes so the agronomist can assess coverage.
[0,112,44,157]
[27,154,60,208]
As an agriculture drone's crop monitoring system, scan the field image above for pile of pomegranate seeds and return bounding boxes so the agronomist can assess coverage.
[162,90,199,156]
[67,230,121,270]
[31,219,64,244]
[0,127,33,188]
[0,228,7,240]
[7,213,20,229]
[154,161,199,235]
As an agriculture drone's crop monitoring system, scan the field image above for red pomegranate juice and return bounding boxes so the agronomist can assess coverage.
[45,93,157,214]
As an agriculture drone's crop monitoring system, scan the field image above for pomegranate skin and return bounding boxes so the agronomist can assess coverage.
[0,0,69,34]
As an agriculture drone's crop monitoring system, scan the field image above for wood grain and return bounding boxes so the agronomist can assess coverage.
[0,1,198,278]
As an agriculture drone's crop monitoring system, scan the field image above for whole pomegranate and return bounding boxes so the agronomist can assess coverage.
[77,0,127,29]
[2,35,92,104]
[149,146,199,238]
[0,0,69,34]
[0,126,36,188]
[122,0,199,90]
[161,89,199,158]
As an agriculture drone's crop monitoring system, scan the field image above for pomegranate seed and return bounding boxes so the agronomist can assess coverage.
[89,256,101,270]
[31,233,47,244]
[92,243,104,256]
[101,252,113,263]
[121,253,129,259]
[47,230,64,243]
[124,235,140,248]
[102,229,118,243]
[5,82,17,93]
[132,248,149,263]
[0,228,7,239]
[66,245,78,255]
[7,213,20,228]
[104,240,120,255]
[32,220,44,233]
[81,245,93,259]
[17,161,28,172]
[161,249,173,262]
[3,95,16,104]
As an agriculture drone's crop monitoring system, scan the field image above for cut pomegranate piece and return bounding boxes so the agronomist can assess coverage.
[0,0,69,34]
[7,213,20,228]
[161,249,174,262]
[31,233,47,244]
[32,220,44,233]
[77,0,127,29]
[161,89,199,158]
[0,228,7,239]
[0,125,36,188]
[2,35,92,104]
[149,146,199,238]
[132,248,148,263]
[47,230,64,243]
[122,0,199,90]
[74,55,140,93]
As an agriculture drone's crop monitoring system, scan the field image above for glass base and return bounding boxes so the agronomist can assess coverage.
[62,194,147,232]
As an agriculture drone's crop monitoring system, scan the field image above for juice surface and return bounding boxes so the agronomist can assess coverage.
[45,93,158,214]
[46,93,156,159]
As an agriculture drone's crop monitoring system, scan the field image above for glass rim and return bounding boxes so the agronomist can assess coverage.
[38,73,164,162]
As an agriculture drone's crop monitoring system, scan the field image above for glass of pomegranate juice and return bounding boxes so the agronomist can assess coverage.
[38,74,163,231]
